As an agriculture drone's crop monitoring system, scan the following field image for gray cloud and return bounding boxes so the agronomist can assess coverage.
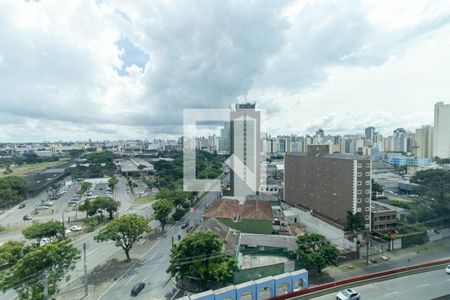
[0,0,450,141]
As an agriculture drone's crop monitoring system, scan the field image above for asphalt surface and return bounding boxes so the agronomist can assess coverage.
[313,269,450,300]
[97,188,220,300]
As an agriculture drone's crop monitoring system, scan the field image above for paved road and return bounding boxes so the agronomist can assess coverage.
[313,269,450,300]
[98,188,220,300]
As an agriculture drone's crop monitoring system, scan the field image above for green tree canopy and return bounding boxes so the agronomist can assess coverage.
[296,233,339,274]
[22,221,64,244]
[78,181,92,196]
[411,169,450,223]
[344,211,364,234]
[0,241,25,265]
[0,176,28,210]
[167,232,237,290]
[78,196,120,219]
[0,240,80,300]
[152,199,173,230]
[108,176,119,190]
[94,214,150,260]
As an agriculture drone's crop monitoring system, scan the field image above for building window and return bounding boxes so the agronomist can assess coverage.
[357,163,362,168]
[358,190,362,195]
[357,198,362,203]
[365,207,370,211]
[365,181,370,185]
[357,172,362,177]
[365,163,370,168]
[365,215,369,220]
[365,198,370,203]
[357,181,362,186]
[357,207,362,212]
[365,190,370,194]
[365,172,370,176]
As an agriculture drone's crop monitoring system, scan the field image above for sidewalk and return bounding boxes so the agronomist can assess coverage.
[311,236,450,285]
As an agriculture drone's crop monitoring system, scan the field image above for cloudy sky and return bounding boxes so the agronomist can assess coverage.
[1,0,450,142]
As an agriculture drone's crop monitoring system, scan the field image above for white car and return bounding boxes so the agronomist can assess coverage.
[70,225,82,231]
[44,201,54,207]
[446,264,450,274]
[336,288,360,300]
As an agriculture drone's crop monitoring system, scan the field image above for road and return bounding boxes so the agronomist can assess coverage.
[98,188,220,300]
[313,269,450,300]
[0,175,154,300]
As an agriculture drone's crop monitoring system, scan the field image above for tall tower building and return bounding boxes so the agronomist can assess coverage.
[415,125,433,158]
[392,128,407,152]
[365,126,375,144]
[433,102,450,158]
[229,103,261,199]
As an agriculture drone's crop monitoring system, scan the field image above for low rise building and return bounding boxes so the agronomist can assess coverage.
[371,202,398,231]
[204,198,273,234]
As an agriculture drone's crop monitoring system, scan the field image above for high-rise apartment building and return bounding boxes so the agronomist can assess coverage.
[392,128,407,152]
[284,145,372,229]
[229,103,261,199]
[219,122,230,153]
[365,126,375,145]
[415,125,433,158]
[433,102,450,158]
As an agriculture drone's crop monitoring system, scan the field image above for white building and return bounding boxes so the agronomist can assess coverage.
[433,102,450,158]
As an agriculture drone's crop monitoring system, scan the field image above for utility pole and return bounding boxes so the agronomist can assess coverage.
[61,210,66,239]
[83,243,88,297]
[365,230,370,264]
[43,271,49,300]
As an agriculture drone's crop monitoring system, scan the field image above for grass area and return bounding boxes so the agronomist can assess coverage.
[133,197,154,204]
[0,158,70,178]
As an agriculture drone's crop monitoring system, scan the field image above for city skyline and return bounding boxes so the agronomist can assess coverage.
[1,1,450,141]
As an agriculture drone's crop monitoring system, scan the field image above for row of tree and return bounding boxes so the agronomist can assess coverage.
[0,213,150,299]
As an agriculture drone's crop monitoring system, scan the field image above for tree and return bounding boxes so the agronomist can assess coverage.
[78,181,92,196]
[0,176,28,210]
[167,232,237,290]
[344,211,364,234]
[296,233,339,274]
[94,214,150,261]
[0,241,25,265]
[411,169,450,224]
[108,176,119,190]
[95,196,121,219]
[152,200,173,231]
[78,199,97,217]
[0,240,80,300]
[22,221,65,245]
[371,179,383,200]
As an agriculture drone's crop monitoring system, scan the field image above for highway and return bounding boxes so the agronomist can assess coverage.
[98,188,220,300]
[312,268,450,300]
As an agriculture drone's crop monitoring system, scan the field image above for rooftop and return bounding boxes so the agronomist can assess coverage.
[239,233,298,251]
[204,198,273,221]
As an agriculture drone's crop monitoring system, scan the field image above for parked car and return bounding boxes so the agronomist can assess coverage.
[44,201,54,207]
[336,288,360,300]
[23,215,32,221]
[446,264,450,274]
[36,237,51,247]
[38,205,49,210]
[130,282,145,296]
[18,203,26,209]
[70,225,82,231]
[181,223,188,229]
